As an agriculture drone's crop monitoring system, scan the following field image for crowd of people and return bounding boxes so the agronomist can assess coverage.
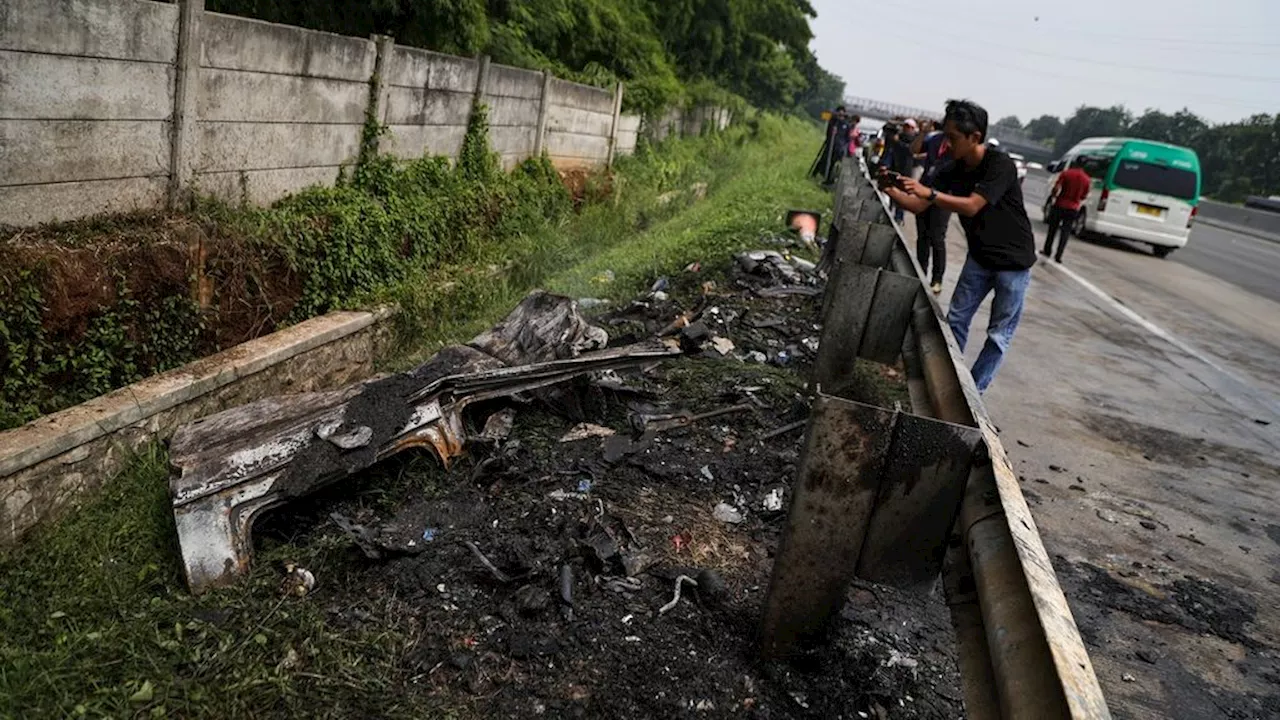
[814,99,1039,394]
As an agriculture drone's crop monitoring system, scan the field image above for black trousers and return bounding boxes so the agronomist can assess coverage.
[916,204,950,284]
[1044,206,1080,260]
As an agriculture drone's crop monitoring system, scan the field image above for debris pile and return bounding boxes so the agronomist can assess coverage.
[242,253,945,717]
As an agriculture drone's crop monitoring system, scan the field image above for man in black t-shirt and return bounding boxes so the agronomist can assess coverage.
[882,99,1036,393]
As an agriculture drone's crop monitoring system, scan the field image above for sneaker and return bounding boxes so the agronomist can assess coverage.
[930,282,942,295]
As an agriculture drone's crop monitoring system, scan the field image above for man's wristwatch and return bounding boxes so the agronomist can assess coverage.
[927,188,938,204]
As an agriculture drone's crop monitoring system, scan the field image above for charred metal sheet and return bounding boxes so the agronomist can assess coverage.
[812,263,879,394]
[170,292,680,593]
[855,413,982,591]
[860,222,897,268]
[856,270,920,365]
[759,395,896,658]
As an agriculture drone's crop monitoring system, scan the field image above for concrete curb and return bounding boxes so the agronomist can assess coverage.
[1196,217,1280,246]
[0,308,392,479]
[1,306,396,545]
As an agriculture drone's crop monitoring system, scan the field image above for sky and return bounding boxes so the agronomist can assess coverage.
[808,0,1280,126]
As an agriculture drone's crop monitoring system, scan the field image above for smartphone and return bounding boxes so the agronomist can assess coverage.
[877,170,906,191]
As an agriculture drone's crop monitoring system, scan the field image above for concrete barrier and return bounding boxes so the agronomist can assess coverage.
[1197,198,1280,241]
[0,308,394,546]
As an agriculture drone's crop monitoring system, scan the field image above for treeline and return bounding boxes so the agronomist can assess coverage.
[998,108,1280,202]
[208,0,844,119]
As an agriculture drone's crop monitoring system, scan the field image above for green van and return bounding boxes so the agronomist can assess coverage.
[1043,138,1201,258]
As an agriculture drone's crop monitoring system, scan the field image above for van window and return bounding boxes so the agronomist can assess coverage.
[1113,160,1197,200]
[1077,155,1111,179]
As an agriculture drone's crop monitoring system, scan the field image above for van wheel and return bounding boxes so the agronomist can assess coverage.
[1152,245,1175,259]
[1072,209,1088,238]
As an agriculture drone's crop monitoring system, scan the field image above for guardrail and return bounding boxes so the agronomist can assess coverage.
[759,158,1111,719]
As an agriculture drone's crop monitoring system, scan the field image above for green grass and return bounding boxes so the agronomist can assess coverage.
[0,115,827,719]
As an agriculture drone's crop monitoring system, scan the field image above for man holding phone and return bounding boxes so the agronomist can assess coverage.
[881,99,1036,393]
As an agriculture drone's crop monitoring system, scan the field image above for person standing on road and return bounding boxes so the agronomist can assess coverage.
[914,122,952,294]
[881,99,1036,393]
[1043,158,1091,263]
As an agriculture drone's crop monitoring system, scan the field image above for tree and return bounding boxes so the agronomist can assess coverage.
[794,51,845,119]
[1128,108,1208,146]
[1055,105,1132,154]
[995,115,1022,130]
[1025,115,1062,142]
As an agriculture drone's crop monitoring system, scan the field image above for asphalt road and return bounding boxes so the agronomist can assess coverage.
[905,187,1280,718]
[1022,171,1280,304]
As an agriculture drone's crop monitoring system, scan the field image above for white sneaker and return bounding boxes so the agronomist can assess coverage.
[930,282,942,295]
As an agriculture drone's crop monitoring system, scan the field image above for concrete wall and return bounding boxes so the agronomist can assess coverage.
[0,0,178,226]
[382,46,478,161]
[615,115,641,157]
[544,77,616,169]
[486,63,545,169]
[0,308,394,546]
[0,0,731,226]
[192,13,375,204]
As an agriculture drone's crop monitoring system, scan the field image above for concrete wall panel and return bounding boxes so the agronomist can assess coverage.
[615,131,638,157]
[383,124,468,160]
[389,46,478,92]
[195,121,361,173]
[617,115,641,133]
[198,68,368,123]
[193,165,342,205]
[0,175,167,226]
[486,63,542,99]
[0,50,174,120]
[489,125,535,157]
[487,95,540,127]
[384,86,473,126]
[548,78,612,113]
[545,131,609,162]
[0,119,169,185]
[0,0,177,62]
[547,105,613,137]
[201,13,375,81]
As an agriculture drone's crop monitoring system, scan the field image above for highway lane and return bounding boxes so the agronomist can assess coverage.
[1022,171,1280,304]
[902,175,1280,717]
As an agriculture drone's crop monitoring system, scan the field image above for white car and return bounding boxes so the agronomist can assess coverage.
[1008,152,1028,185]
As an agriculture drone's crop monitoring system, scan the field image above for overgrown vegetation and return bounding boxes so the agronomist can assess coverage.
[0,113,826,718]
[206,0,844,118]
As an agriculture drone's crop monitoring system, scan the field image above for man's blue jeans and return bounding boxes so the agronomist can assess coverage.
[946,256,1031,392]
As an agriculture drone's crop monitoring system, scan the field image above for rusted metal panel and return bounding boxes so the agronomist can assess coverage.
[855,413,982,591]
[759,395,896,658]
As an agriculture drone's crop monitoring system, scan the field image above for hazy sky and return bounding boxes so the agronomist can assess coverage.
[808,0,1280,126]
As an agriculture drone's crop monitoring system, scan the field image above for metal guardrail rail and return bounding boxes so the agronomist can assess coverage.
[760,158,1111,719]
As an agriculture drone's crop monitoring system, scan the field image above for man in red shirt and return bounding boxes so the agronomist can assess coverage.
[1043,158,1092,262]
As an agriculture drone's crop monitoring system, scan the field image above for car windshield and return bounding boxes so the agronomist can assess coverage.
[1113,160,1197,200]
